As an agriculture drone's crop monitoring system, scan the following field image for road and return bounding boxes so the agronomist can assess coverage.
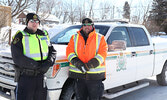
[106,77,167,100]
[0,77,167,100]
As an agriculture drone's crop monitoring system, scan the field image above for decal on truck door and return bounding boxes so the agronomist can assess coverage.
[116,51,127,71]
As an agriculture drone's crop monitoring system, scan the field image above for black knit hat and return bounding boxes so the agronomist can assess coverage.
[82,18,94,24]
[26,13,40,25]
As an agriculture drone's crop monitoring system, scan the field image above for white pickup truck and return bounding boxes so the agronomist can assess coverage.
[0,22,167,100]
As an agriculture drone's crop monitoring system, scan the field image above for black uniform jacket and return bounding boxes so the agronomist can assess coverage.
[11,27,55,70]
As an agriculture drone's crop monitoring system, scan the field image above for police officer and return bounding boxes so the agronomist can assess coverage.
[11,13,56,100]
[66,18,107,100]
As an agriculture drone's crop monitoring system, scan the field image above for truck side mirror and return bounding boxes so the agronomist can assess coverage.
[108,40,126,52]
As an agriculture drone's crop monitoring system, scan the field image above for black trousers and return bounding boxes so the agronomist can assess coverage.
[74,79,104,100]
[16,74,47,100]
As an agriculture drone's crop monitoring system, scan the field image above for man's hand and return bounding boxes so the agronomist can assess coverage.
[38,60,52,74]
[47,45,56,66]
[71,57,89,73]
[87,58,99,68]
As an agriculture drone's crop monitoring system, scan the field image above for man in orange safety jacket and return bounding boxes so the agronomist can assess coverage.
[66,18,107,100]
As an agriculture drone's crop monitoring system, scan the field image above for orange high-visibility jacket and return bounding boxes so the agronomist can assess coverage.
[66,28,108,80]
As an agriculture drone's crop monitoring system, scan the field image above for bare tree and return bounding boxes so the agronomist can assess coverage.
[33,0,56,14]
[76,0,85,22]
[142,4,150,25]
[29,0,59,24]
[35,0,42,14]
[145,18,160,36]
[53,1,63,19]
[88,0,95,18]
[0,0,33,18]
[60,0,79,24]
[61,1,71,23]
[99,2,112,20]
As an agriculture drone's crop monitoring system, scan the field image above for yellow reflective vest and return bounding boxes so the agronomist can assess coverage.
[20,31,50,61]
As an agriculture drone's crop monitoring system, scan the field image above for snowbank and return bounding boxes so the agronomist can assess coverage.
[152,36,167,43]
[0,23,71,49]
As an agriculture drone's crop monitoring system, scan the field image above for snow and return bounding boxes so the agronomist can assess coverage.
[0,23,71,44]
[152,36,167,43]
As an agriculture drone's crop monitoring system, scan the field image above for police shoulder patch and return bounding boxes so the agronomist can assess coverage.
[13,37,20,44]
[12,30,21,39]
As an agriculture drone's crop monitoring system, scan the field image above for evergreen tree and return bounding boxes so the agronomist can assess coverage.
[123,1,130,20]
[150,0,167,33]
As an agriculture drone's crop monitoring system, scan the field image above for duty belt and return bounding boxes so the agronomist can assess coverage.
[21,69,40,76]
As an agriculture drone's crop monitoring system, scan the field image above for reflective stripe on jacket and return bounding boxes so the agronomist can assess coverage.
[66,28,108,80]
[20,31,49,61]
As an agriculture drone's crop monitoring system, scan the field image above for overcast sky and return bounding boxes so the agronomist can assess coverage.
[113,0,152,7]
[104,0,153,20]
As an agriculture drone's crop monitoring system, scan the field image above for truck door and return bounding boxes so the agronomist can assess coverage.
[128,27,154,80]
[104,27,137,89]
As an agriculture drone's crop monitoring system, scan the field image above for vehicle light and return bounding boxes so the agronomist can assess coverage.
[45,64,60,78]
[52,64,60,77]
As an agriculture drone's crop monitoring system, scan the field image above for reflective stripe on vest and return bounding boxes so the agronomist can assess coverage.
[67,34,79,62]
[69,64,105,73]
[67,52,77,62]
[74,33,101,56]
[95,54,104,64]
[71,33,105,74]
[96,34,101,55]
[74,34,79,56]
[21,31,49,61]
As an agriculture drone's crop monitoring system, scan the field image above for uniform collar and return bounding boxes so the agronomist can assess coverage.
[24,27,45,35]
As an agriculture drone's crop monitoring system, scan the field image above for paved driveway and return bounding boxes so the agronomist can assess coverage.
[105,77,167,100]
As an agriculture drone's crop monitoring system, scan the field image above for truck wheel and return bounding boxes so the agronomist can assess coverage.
[157,62,167,86]
[59,80,76,100]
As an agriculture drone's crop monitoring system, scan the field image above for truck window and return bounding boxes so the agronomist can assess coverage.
[107,27,131,47]
[130,27,149,46]
[50,25,109,44]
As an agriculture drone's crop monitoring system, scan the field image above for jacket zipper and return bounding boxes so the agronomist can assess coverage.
[36,34,43,61]
[85,72,88,80]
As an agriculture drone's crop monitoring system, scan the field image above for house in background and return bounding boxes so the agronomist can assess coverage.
[41,14,59,25]
[17,12,27,25]
[16,11,59,25]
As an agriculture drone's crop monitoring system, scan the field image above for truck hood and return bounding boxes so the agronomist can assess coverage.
[0,44,68,63]
[52,44,68,63]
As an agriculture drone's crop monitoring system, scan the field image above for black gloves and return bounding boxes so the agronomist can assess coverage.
[38,60,52,74]
[47,45,57,66]
[38,45,57,74]
[87,58,99,68]
[71,57,99,73]
[71,57,89,73]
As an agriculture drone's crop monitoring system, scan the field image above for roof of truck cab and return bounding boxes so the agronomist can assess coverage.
[94,22,144,28]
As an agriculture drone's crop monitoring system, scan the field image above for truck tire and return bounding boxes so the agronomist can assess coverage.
[59,79,76,100]
[157,62,167,86]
